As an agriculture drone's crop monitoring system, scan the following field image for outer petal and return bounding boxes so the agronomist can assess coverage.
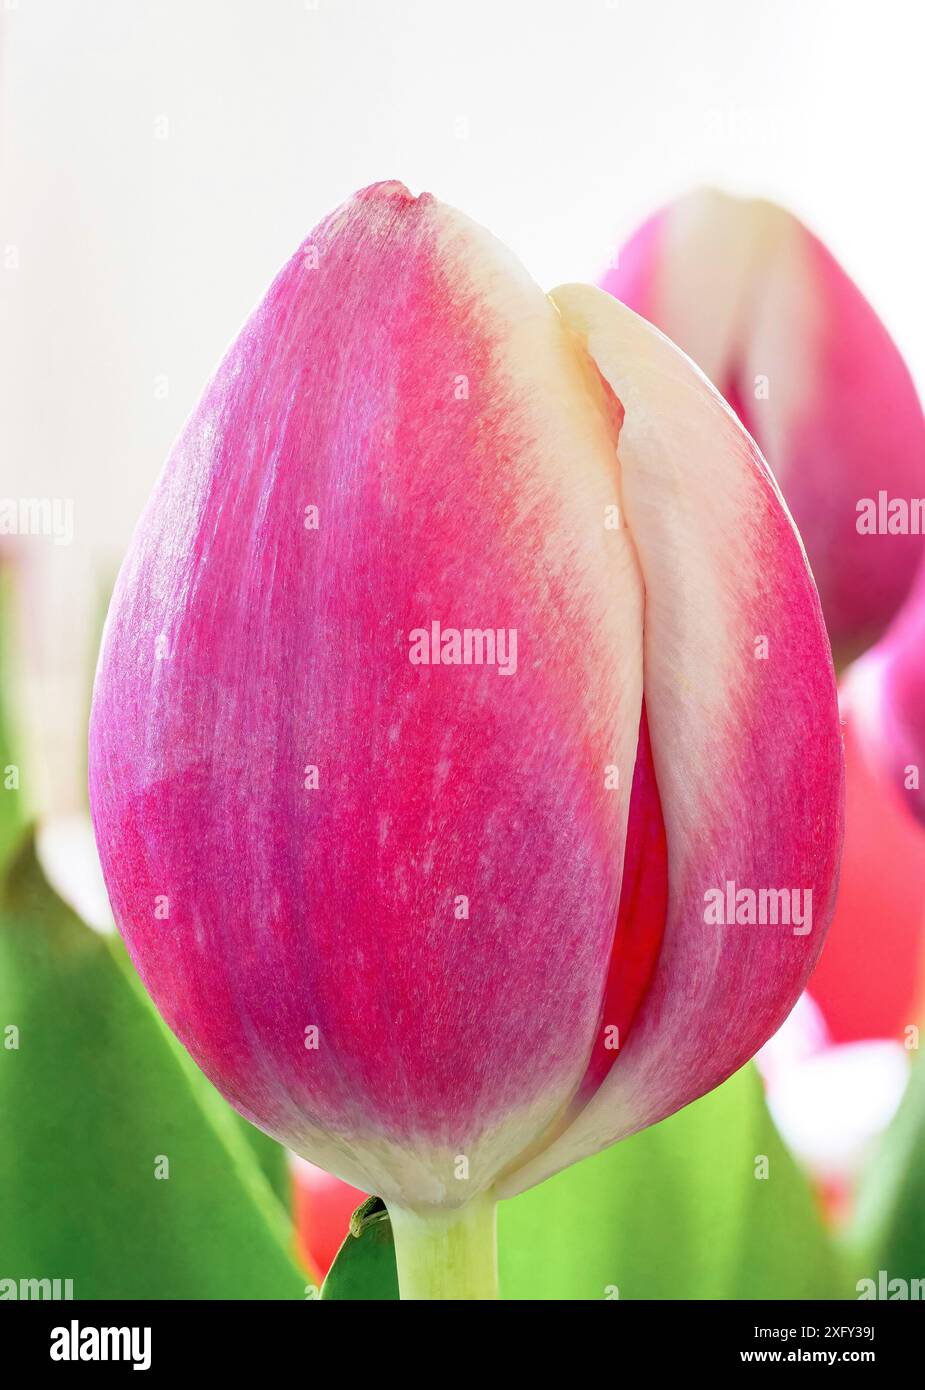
[603,190,925,653]
[499,286,844,1197]
[89,184,644,1207]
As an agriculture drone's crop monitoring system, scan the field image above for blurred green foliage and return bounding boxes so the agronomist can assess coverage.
[852,1035,925,1291]
[0,837,308,1299]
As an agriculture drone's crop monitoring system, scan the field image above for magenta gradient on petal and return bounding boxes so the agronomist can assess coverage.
[89,183,643,1193]
[604,207,667,325]
[847,559,925,831]
[776,230,925,648]
[602,191,925,654]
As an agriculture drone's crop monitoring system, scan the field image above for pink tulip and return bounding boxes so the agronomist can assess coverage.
[844,564,925,830]
[89,182,843,1298]
[602,190,925,658]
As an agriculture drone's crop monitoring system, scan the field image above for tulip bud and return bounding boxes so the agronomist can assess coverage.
[89,182,843,1298]
[602,190,925,658]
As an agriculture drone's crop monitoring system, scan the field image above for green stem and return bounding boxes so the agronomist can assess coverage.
[386,1194,499,1300]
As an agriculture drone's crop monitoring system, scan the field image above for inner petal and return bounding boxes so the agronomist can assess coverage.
[571,698,669,1109]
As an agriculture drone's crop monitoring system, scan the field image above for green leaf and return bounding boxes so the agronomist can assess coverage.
[322,1065,845,1299]
[321,1198,400,1301]
[0,835,309,1299]
[502,1064,844,1300]
[233,1116,293,1211]
[852,1039,925,1286]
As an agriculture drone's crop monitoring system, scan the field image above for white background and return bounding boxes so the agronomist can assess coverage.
[1,0,923,808]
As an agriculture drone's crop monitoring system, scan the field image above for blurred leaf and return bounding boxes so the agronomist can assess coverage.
[852,1039,925,1285]
[322,1065,844,1299]
[234,1118,292,1211]
[503,1064,845,1299]
[0,835,309,1299]
[321,1198,400,1301]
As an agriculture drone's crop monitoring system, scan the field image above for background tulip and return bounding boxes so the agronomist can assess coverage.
[758,657,925,1231]
[602,189,925,659]
[89,182,843,1299]
[808,692,925,1041]
[846,563,925,833]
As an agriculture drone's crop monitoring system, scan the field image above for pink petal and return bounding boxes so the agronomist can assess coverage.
[844,573,925,833]
[500,286,844,1196]
[89,183,645,1205]
[603,191,925,653]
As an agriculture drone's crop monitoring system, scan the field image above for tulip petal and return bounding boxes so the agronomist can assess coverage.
[603,191,925,652]
[603,192,770,391]
[89,184,645,1205]
[845,583,925,831]
[499,285,844,1197]
[570,699,668,1108]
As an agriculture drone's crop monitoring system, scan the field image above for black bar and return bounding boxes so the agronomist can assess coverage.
[1,1298,917,1374]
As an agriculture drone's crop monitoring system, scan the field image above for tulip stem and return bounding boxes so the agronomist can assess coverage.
[386,1194,499,1301]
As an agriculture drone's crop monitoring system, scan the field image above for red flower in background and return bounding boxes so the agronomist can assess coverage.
[809,695,925,1045]
[293,1160,367,1279]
